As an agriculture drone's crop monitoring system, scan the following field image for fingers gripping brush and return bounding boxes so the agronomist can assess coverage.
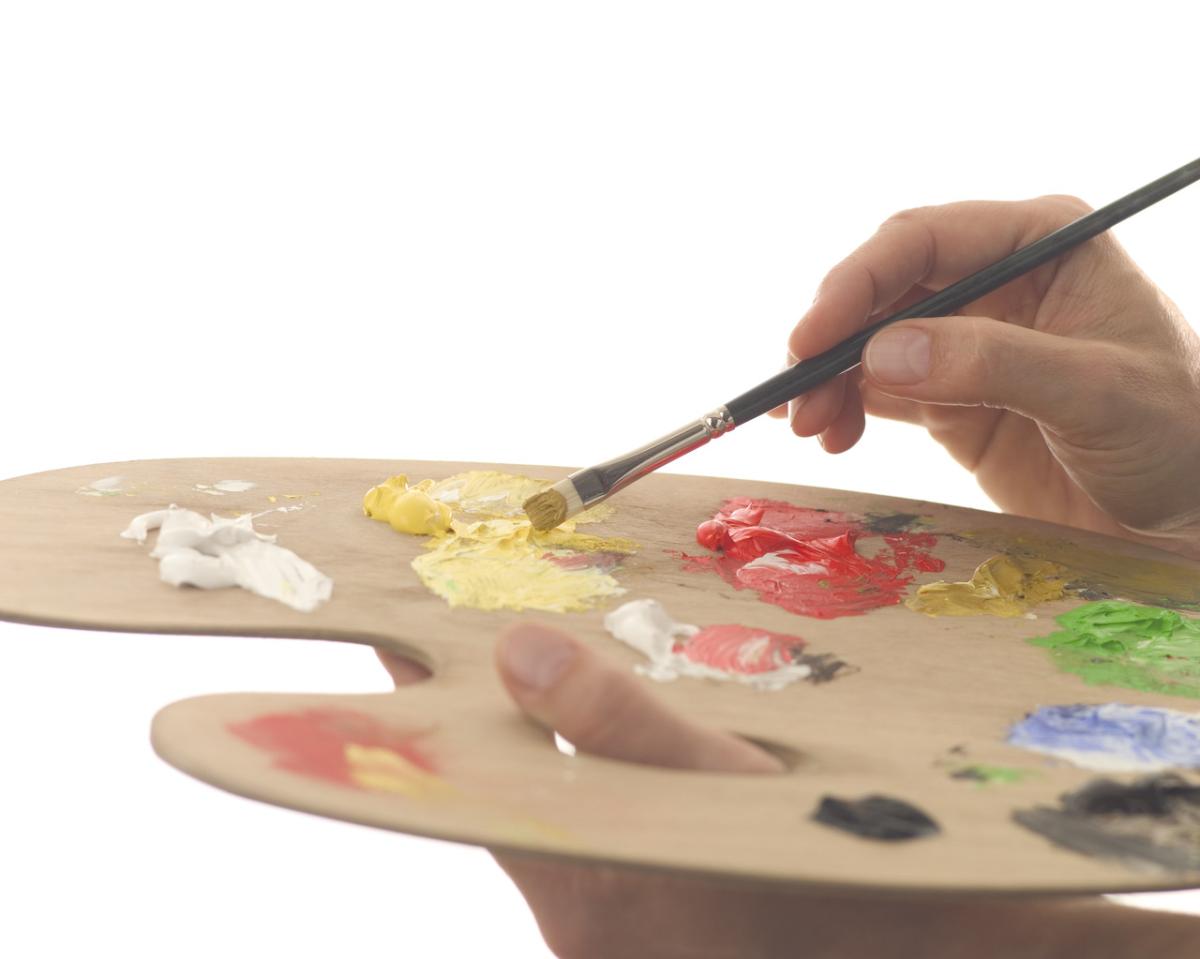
[523,157,1200,532]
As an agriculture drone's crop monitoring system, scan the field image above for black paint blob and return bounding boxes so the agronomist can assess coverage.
[861,512,923,535]
[1013,774,1200,873]
[812,794,940,841]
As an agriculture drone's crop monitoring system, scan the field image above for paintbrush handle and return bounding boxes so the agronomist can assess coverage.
[723,156,1200,426]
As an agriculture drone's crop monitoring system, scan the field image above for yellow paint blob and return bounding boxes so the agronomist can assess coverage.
[344,744,452,798]
[363,471,637,613]
[907,554,1070,618]
[364,475,453,535]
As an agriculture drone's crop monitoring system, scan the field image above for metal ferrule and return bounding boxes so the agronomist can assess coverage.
[569,405,736,508]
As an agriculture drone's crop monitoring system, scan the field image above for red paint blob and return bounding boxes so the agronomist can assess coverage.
[681,624,807,675]
[228,708,436,788]
[679,498,944,619]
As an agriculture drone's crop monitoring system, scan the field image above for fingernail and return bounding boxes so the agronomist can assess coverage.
[502,625,577,690]
[864,328,931,385]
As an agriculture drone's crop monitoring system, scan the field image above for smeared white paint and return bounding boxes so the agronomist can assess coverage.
[77,476,126,496]
[741,552,828,576]
[602,598,812,690]
[120,506,332,612]
[194,479,257,495]
[214,479,256,492]
[604,598,699,678]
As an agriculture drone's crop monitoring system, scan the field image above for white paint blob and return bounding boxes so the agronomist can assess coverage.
[603,598,813,690]
[194,479,257,495]
[77,476,126,496]
[121,506,332,612]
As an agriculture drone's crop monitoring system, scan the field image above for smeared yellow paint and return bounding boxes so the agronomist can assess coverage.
[344,744,453,798]
[363,471,637,613]
[907,554,1070,618]
[965,530,1200,611]
[493,817,579,845]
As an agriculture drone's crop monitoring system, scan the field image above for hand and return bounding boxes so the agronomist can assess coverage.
[777,196,1200,553]
[378,635,1200,959]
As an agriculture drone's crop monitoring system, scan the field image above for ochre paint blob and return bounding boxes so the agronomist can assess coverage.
[907,554,1070,618]
[812,794,940,841]
[1014,774,1200,873]
[1006,704,1200,772]
[681,499,943,619]
[965,530,1200,611]
[363,471,637,613]
[1030,601,1200,700]
[228,708,449,798]
[603,598,851,690]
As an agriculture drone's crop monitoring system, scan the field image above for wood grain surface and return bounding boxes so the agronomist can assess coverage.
[3,457,1199,896]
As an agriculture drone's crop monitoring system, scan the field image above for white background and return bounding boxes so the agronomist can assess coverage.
[2,2,1199,956]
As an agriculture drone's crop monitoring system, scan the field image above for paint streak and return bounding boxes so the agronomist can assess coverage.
[603,597,851,689]
[908,554,1070,618]
[950,764,1038,786]
[1029,601,1200,700]
[76,475,126,496]
[195,479,257,496]
[363,471,637,613]
[228,708,449,798]
[1014,774,1200,873]
[680,499,944,619]
[812,794,940,841]
[965,530,1200,611]
[1007,704,1200,772]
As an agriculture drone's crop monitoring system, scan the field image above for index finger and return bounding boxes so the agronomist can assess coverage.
[788,196,1087,362]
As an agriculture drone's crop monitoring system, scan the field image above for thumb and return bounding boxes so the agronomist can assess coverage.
[862,317,1104,435]
[495,623,782,774]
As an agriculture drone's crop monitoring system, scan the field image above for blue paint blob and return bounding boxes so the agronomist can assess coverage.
[1007,704,1200,772]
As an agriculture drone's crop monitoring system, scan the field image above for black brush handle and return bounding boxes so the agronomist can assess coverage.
[724,156,1200,426]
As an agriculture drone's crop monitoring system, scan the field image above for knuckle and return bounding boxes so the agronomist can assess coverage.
[880,205,930,232]
[945,320,991,388]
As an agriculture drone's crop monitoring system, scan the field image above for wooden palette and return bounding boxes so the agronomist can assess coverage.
[3,457,1200,897]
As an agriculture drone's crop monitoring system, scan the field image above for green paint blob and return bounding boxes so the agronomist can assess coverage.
[1030,600,1200,699]
[952,764,1036,786]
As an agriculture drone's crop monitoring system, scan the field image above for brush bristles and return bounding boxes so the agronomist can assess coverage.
[524,487,569,531]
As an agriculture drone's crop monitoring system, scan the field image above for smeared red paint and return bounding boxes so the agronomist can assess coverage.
[228,708,436,787]
[680,624,806,675]
[680,499,944,619]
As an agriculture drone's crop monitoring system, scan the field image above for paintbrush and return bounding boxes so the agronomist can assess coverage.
[524,157,1200,531]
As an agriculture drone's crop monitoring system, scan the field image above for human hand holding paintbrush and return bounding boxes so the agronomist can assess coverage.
[780,192,1200,557]
[525,159,1200,541]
